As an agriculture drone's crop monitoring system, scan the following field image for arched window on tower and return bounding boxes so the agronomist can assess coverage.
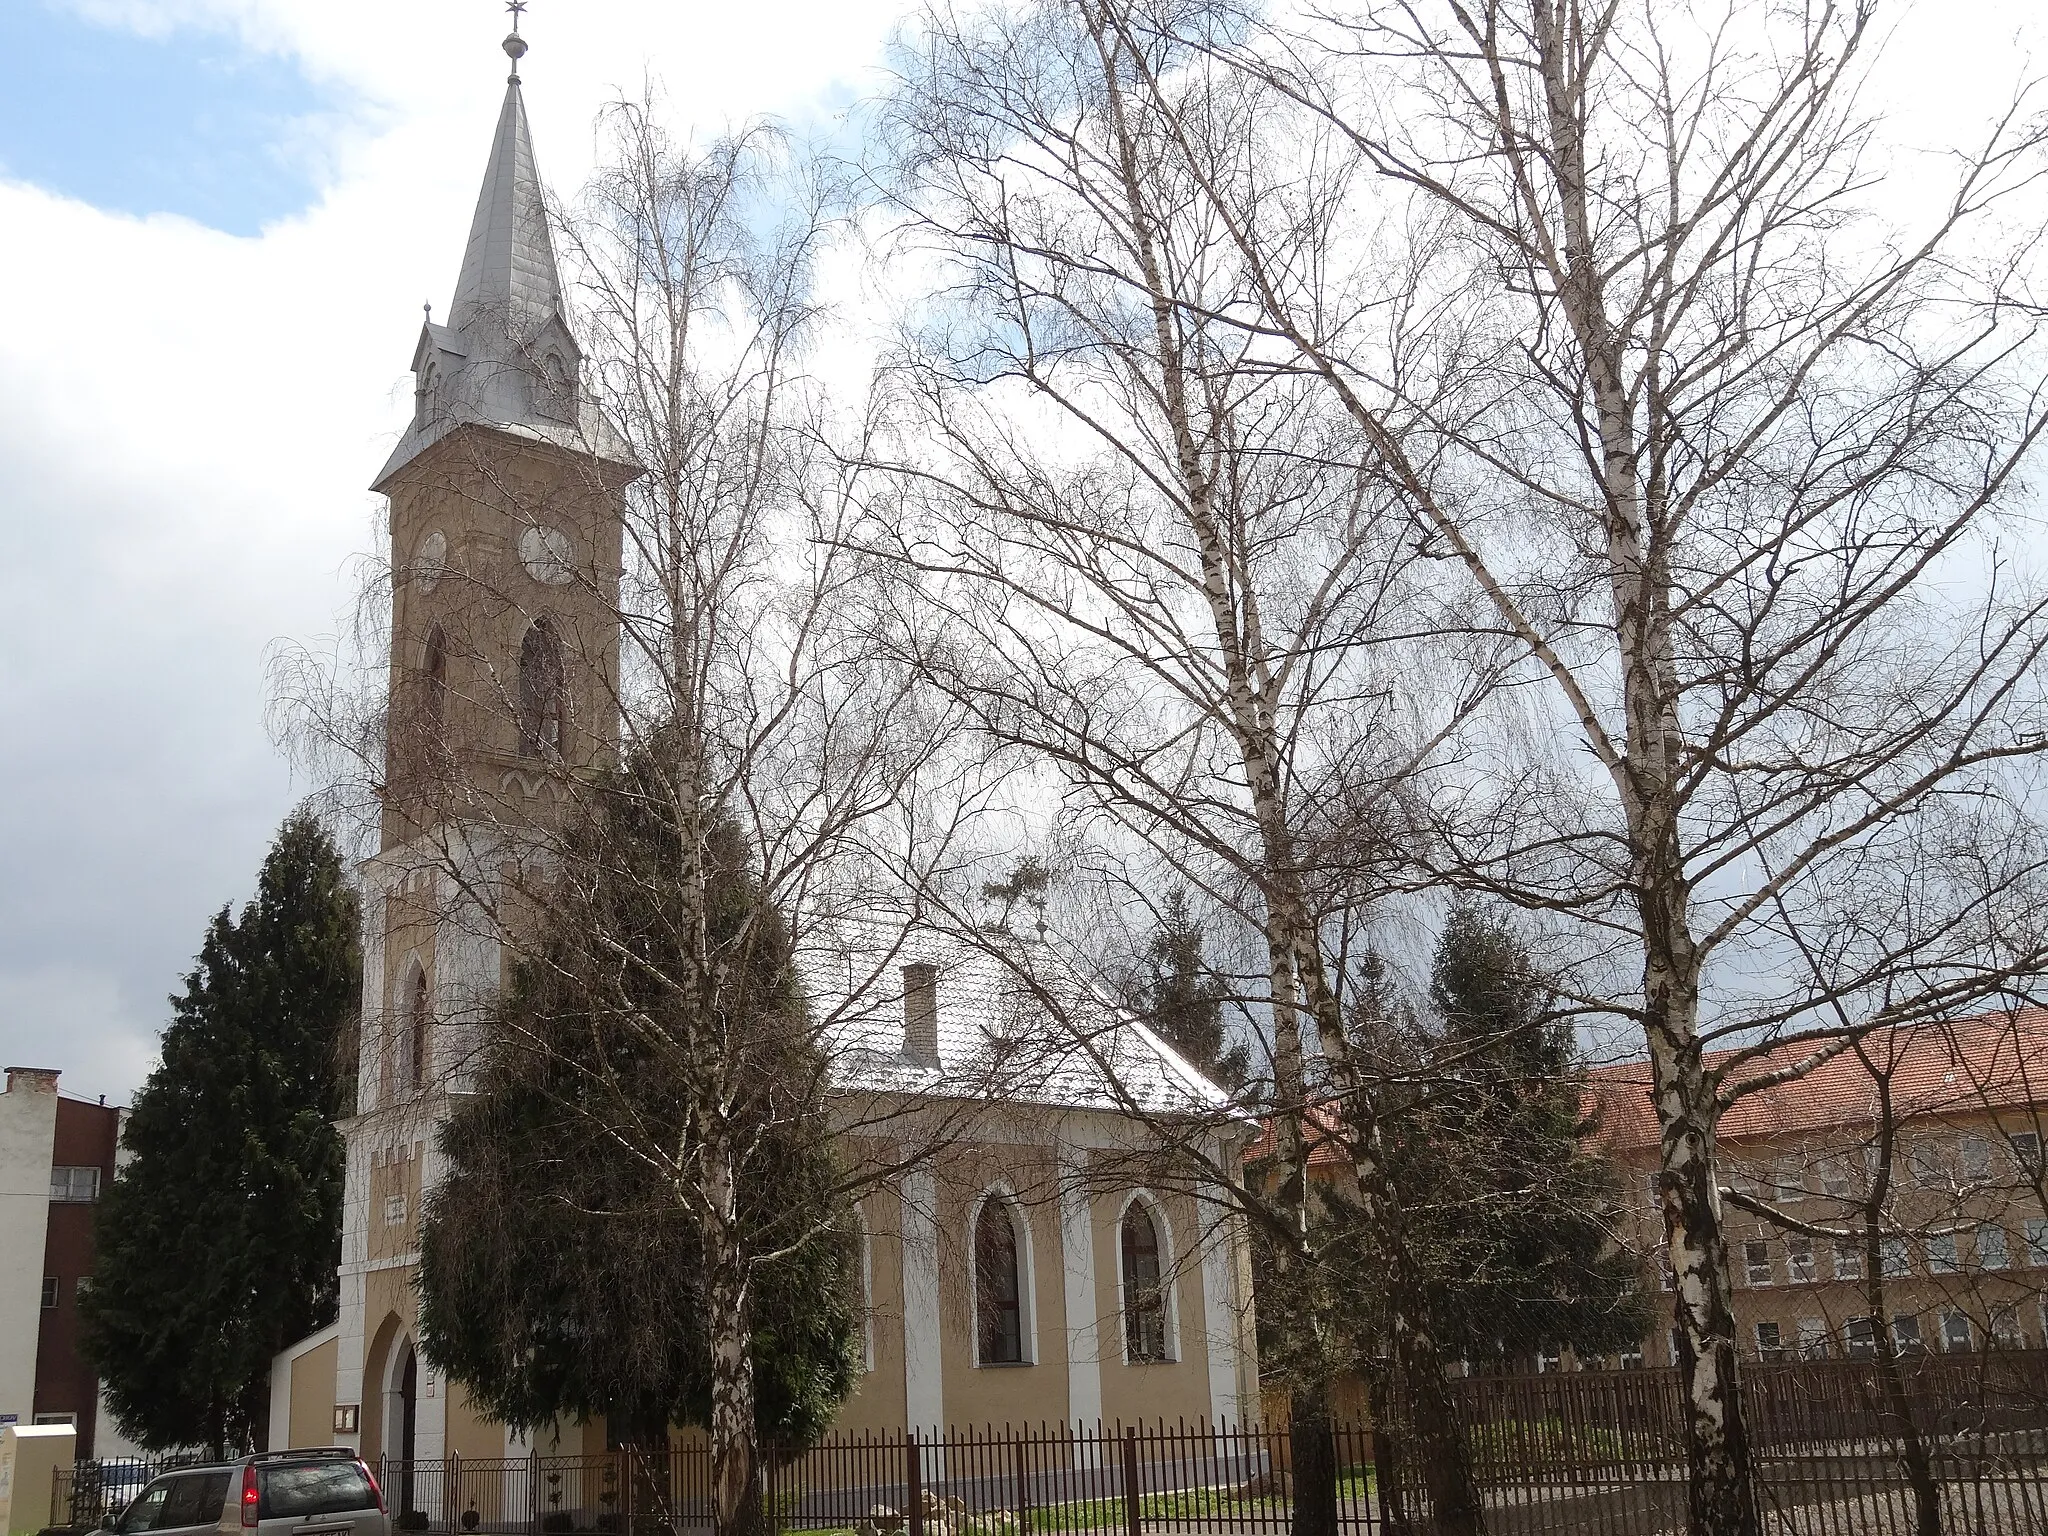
[537,351,574,423]
[421,623,448,746]
[518,617,565,759]
[1121,1198,1170,1362]
[408,964,432,1093]
[391,961,427,1096]
[974,1196,1025,1365]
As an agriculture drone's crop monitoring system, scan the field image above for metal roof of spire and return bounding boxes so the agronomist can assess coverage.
[448,22,563,336]
[373,12,636,490]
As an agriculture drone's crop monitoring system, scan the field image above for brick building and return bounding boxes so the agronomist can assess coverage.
[0,1066,132,1456]
[1590,1010,2048,1369]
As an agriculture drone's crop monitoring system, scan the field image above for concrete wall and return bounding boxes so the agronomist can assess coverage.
[0,1070,59,1429]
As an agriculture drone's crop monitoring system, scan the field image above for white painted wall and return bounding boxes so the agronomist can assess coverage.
[0,1070,60,1428]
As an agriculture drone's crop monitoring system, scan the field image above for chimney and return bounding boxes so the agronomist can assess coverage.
[4,1067,59,1095]
[902,964,939,1064]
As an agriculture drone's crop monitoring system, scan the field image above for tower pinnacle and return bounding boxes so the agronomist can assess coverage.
[372,4,631,491]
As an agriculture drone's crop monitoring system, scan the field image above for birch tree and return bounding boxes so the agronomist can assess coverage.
[872,8,1507,1526]
[1085,1,2048,1528]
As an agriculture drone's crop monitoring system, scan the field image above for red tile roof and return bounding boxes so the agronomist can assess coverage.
[1585,1007,2048,1156]
[1247,1102,1350,1168]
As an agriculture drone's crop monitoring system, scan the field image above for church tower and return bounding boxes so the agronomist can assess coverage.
[310,21,638,1474]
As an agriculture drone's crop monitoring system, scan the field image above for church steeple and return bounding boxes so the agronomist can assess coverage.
[373,23,600,492]
[448,29,564,341]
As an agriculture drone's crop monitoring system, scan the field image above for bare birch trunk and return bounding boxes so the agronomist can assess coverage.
[1860,1077,1941,1536]
[701,1130,763,1536]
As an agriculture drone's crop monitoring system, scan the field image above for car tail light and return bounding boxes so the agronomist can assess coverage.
[241,1466,261,1527]
[361,1462,386,1515]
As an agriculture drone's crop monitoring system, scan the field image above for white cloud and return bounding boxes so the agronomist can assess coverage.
[0,0,911,1103]
[3,0,2042,1104]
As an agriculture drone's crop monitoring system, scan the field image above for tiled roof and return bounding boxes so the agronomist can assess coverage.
[1245,1102,1349,1168]
[800,924,1234,1119]
[1586,1007,2048,1155]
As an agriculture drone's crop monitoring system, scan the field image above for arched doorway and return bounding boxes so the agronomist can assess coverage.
[382,1336,419,1514]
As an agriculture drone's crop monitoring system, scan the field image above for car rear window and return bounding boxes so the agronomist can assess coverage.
[259,1464,377,1519]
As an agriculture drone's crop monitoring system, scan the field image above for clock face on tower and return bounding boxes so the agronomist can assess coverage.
[519,524,575,586]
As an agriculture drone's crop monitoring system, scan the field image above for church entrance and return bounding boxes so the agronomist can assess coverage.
[383,1337,419,1513]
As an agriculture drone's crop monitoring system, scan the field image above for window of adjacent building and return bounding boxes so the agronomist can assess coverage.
[1940,1309,1973,1353]
[517,617,565,759]
[1771,1165,1804,1202]
[2027,1218,2048,1268]
[41,1277,57,1309]
[2011,1131,2042,1176]
[1645,1172,1661,1212]
[1786,1236,1816,1283]
[1820,1159,1855,1199]
[1881,1235,1911,1278]
[1120,1199,1170,1363]
[1992,1306,2023,1350]
[1892,1314,1925,1355]
[49,1165,100,1202]
[383,1194,407,1227]
[1754,1321,1785,1363]
[1658,1253,1674,1291]
[1536,1346,1564,1374]
[1927,1232,1959,1275]
[1977,1225,2010,1271]
[1744,1240,1773,1286]
[1797,1318,1829,1359]
[974,1196,1026,1366]
[1617,1345,1644,1370]
[1909,1139,1950,1189]
[1668,1328,1684,1366]
[1844,1317,1878,1359]
[1833,1241,1864,1281]
[1961,1135,1993,1182]
[74,1277,90,1299]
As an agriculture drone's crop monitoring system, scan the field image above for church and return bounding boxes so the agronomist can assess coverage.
[265,25,1258,1476]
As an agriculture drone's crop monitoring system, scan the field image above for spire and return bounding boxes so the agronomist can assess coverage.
[448,26,562,338]
[374,12,633,492]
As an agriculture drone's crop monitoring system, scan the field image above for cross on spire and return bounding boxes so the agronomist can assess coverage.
[502,1,529,78]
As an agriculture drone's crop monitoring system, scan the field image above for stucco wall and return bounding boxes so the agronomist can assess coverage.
[288,1338,340,1449]
[0,1071,59,1428]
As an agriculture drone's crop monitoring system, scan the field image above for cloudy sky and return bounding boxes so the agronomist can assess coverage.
[0,0,911,1104]
[1,0,2043,1105]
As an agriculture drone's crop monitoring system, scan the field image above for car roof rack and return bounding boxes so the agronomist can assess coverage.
[249,1448,362,1464]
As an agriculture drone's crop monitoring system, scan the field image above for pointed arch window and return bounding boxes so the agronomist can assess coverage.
[518,617,565,758]
[421,624,448,744]
[408,965,432,1093]
[1121,1198,1170,1362]
[974,1197,1025,1365]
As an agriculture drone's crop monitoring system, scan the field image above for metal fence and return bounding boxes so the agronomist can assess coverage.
[51,1351,2048,1536]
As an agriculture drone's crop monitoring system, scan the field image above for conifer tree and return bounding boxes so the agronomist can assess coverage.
[81,811,358,1455]
[416,753,861,1492]
[1125,889,1247,1089]
[1385,903,1646,1367]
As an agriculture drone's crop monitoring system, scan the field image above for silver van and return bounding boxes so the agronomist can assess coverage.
[112,1450,390,1536]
